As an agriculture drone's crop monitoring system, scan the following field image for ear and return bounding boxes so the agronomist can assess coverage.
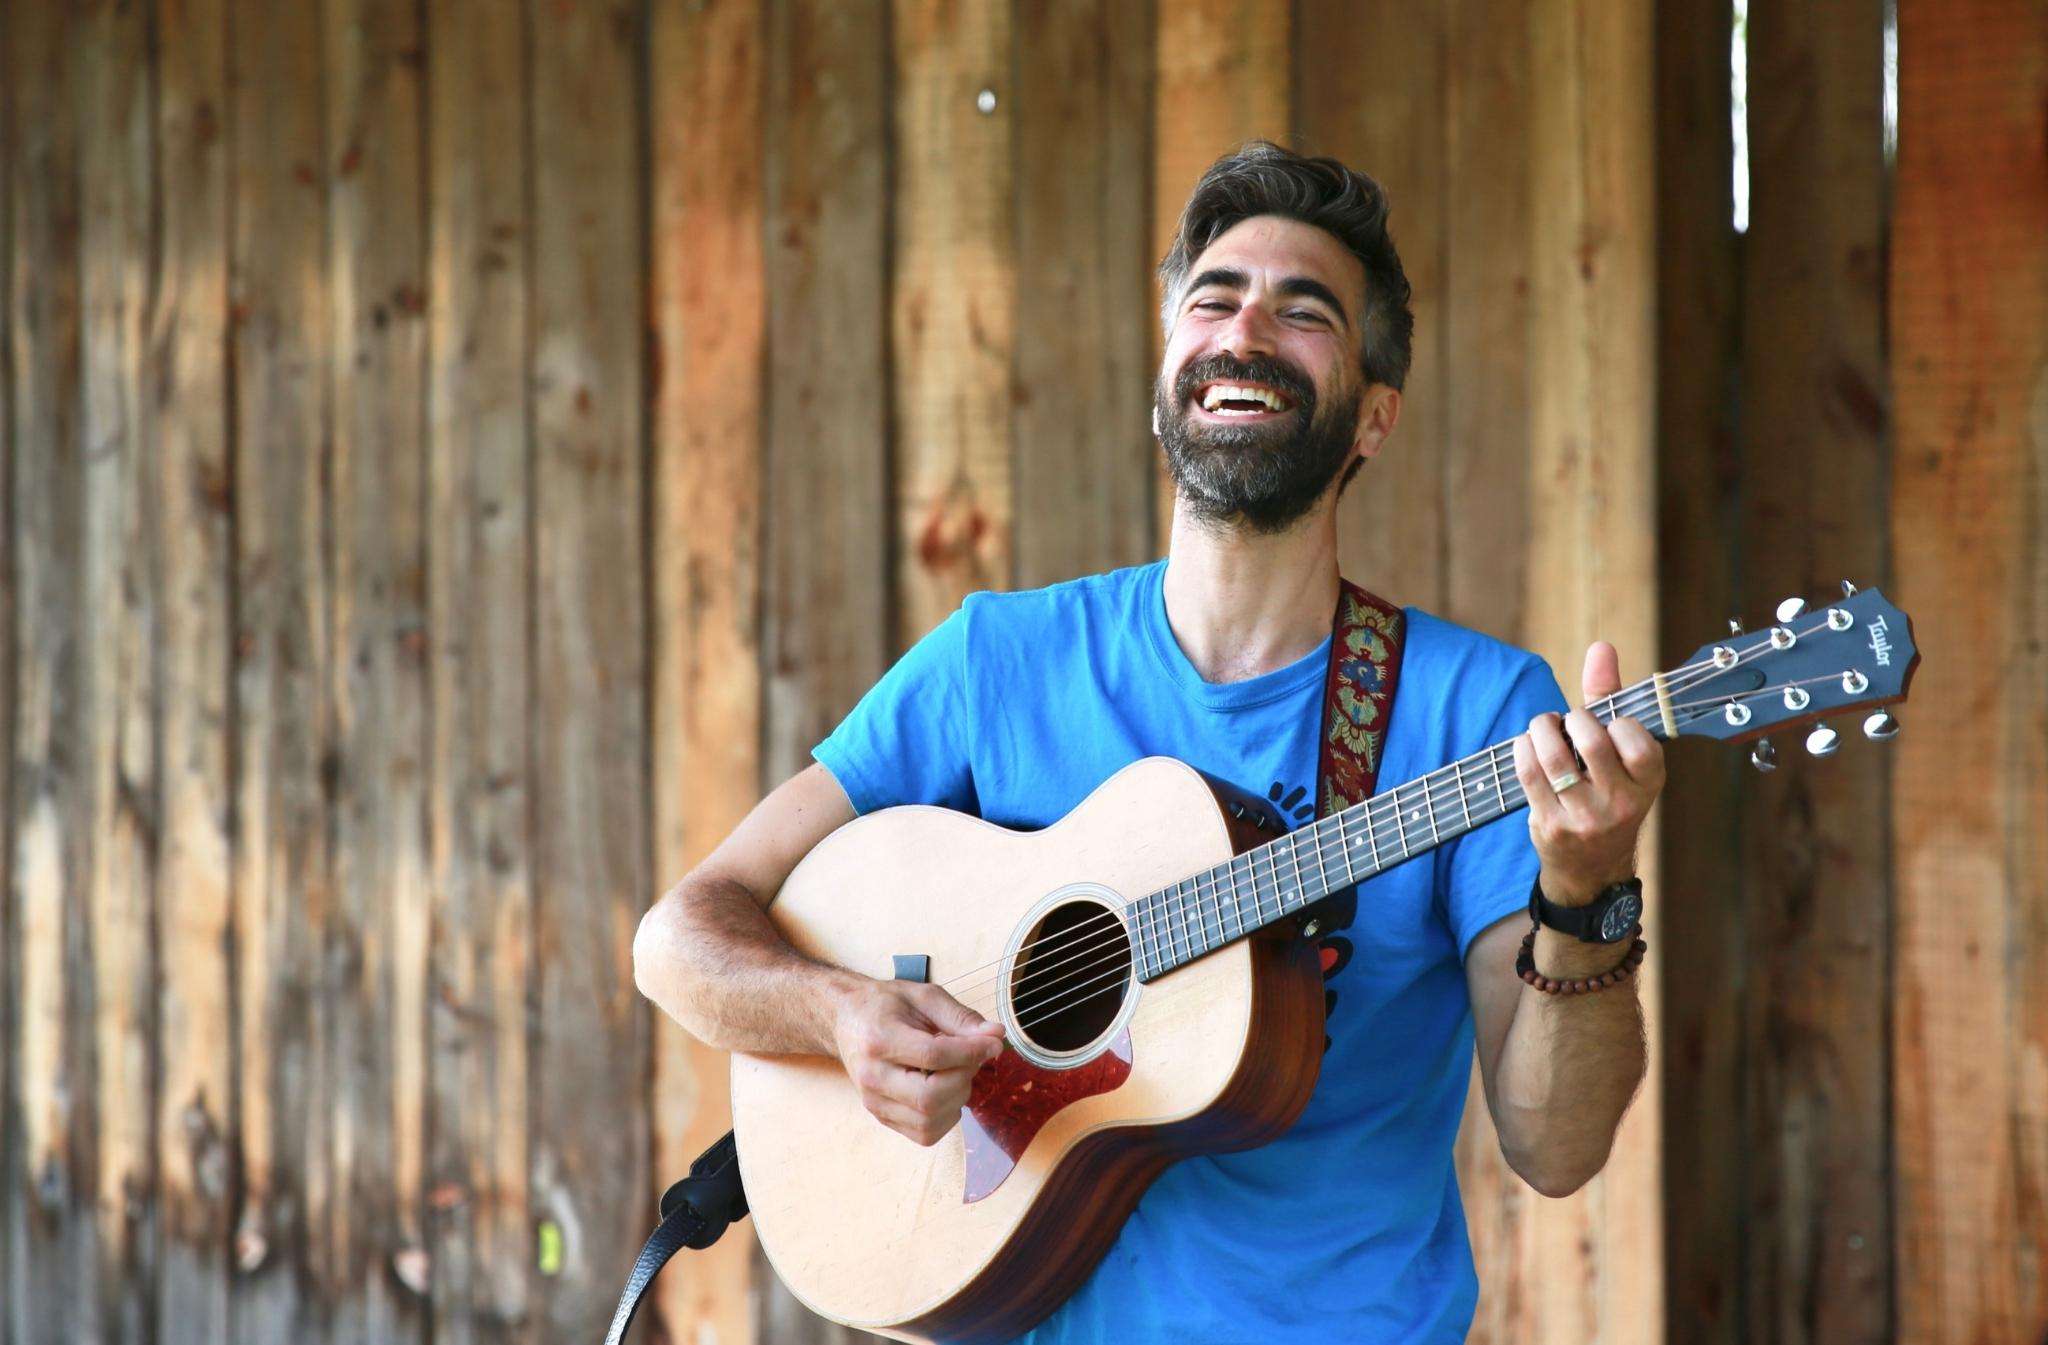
[1349,386,1400,465]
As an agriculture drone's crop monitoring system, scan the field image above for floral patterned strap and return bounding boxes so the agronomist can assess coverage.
[1316,580,1407,819]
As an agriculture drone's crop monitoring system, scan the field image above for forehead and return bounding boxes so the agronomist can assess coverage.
[1186,215,1366,307]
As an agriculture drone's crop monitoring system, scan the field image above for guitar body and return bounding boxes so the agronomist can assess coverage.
[731,757,1327,1343]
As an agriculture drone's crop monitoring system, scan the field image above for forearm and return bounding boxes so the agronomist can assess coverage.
[632,870,863,1057]
[1491,927,1647,1197]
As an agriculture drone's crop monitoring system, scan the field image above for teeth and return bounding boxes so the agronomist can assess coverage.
[1200,383,1290,413]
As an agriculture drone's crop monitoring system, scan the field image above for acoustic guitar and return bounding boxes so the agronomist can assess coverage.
[730,586,1917,1342]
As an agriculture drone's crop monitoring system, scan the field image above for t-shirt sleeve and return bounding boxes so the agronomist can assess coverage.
[1440,653,1571,961]
[810,601,979,817]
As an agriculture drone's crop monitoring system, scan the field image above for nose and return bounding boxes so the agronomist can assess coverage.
[1216,299,1279,362]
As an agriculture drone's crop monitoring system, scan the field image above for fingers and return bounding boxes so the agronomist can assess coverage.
[904,981,1005,1039]
[1608,713,1667,791]
[1521,712,1586,805]
[1581,640,1622,704]
[860,1059,983,1146]
[885,1021,1004,1073]
[1511,732,1560,817]
[1562,708,1625,792]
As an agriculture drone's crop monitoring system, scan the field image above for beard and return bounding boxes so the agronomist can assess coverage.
[1154,353,1363,535]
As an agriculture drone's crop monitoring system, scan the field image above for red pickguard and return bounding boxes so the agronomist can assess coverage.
[959,1031,1133,1203]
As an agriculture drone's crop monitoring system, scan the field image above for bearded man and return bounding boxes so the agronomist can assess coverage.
[633,141,1660,1343]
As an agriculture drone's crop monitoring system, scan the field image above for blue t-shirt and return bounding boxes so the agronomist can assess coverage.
[812,559,1568,1344]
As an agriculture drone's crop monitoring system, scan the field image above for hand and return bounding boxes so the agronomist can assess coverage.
[1511,641,1666,904]
[831,977,1006,1146]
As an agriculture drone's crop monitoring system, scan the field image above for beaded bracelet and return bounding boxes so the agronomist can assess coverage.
[1514,920,1647,995]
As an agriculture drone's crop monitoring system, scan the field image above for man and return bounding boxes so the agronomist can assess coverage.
[633,141,1658,1342]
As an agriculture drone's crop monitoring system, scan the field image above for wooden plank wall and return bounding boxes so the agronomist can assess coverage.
[1655,1,2048,1344]
[1890,0,2048,1336]
[2,2,2043,1343]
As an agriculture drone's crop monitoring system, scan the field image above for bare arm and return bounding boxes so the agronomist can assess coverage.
[632,762,1004,1145]
[1467,911,1646,1197]
[1466,642,1661,1197]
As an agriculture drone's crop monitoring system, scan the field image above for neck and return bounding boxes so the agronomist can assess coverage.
[1126,674,1672,981]
[1162,498,1341,684]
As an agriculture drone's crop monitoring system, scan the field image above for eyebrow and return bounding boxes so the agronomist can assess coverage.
[1185,266,1352,330]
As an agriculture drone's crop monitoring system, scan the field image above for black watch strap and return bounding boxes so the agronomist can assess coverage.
[1528,875,1645,944]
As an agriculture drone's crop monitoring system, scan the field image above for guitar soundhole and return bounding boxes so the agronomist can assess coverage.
[1008,898,1132,1056]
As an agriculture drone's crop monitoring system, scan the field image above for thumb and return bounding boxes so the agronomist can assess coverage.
[915,984,1005,1039]
[1582,640,1622,704]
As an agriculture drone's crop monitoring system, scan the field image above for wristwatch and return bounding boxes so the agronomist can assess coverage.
[1528,875,1644,945]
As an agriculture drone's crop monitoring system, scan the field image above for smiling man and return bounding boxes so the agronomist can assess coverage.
[634,141,1658,1342]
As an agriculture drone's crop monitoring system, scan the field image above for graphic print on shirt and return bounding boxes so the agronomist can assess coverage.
[1270,780,1352,1053]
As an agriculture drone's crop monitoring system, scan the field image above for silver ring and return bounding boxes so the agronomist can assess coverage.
[1548,770,1582,794]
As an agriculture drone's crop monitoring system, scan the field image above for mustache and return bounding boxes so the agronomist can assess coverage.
[1172,354,1314,408]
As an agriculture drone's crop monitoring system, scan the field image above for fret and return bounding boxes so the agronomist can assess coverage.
[1224,858,1249,938]
[1196,863,1212,949]
[1205,868,1227,944]
[1364,798,1384,872]
[1334,809,1358,885]
[1309,817,1333,902]
[1397,786,1418,858]
[1422,774,1442,845]
[1286,831,1308,912]
[1456,757,1474,833]
[1489,745,1507,819]
[1138,896,1155,982]
[1215,866,1242,943]
[1170,881,1191,967]
[1239,846,1265,926]
[1265,844,1290,915]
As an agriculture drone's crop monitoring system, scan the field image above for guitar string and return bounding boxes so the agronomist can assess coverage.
[988,641,1863,1031]
[934,641,1736,1009]
[1002,665,1871,1036]
[940,620,1804,1012]
[944,622,1833,1021]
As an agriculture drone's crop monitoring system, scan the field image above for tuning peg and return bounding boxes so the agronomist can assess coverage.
[1805,726,1841,757]
[1776,597,1809,622]
[1841,580,1859,597]
[1728,618,1744,635]
[1750,739,1778,773]
[1863,711,1900,741]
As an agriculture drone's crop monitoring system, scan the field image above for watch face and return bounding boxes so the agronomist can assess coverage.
[1600,894,1642,943]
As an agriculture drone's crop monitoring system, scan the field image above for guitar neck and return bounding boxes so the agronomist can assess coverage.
[1128,679,1670,982]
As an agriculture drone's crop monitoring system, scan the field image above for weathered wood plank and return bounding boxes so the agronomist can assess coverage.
[762,0,892,791]
[761,1,889,1338]
[1012,0,1155,589]
[78,0,159,1335]
[1149,0,1291,553]
[648,0,764,1339]
[1438,0,1540,1333]
[1890,0,2048,1336]
[152,0,238,1335]
[890,0,1014,640]
[322,0,428,1336]
[0,0,14,1322]
[1295,0,1447,609]
[1441,0,1534,644]
[6,3,95,1339]
[423,0,534,1338]
[1519,0,1662,1339]
[228,0,332,1336]
[1737,3,1892,1340]
[526,0,647,1335]
[1649,0,1744,1338]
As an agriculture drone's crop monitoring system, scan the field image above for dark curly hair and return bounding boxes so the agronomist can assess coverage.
[1158,141,1414,394]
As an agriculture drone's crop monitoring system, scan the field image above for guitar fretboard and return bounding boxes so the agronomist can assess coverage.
[1126,688,1664,981]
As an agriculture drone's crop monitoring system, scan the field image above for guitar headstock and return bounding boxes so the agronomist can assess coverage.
[1638,583,1918,767]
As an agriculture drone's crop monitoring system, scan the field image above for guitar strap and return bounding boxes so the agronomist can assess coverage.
[602,578,1406,1345]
